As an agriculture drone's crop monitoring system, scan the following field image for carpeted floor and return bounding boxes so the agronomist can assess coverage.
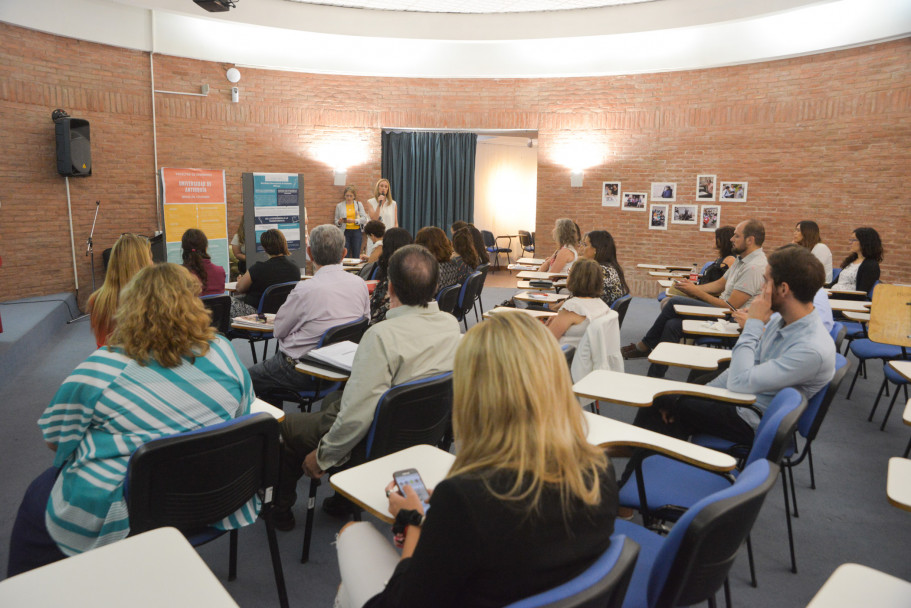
[1,290,909,607]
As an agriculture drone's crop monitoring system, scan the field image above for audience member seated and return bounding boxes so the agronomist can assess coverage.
[275,245,461,529]
[231,214,246,275]
[369,227,414,325]
[7,264,258,577]
[831,226,883,293]
[700,225,736,284]
[334,312,618,608]
[362,220,385,264]
[416,226,471,290]
[793,220,833,283]
[366,178,398,229]
[545,258,611,348]
[182,228,226,296]
[451,227,480,270]
[622,219,768,376]
[231,228,301,318]
[464,224,489,266]
[539,218,579,274]
[632,245,835,448]
[579,230,629,306]
[247,225,369,404]
[87,233,152,347]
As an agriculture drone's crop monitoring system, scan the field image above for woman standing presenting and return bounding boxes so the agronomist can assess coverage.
[366,178,397,228]
[334,312,618,607]
[335,185,369,257]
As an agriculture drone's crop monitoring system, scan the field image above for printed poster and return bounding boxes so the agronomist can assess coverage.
[253,173,301,253]
[161,167,229,277]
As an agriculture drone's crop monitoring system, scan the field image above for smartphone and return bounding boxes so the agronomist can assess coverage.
[393,468,431,511]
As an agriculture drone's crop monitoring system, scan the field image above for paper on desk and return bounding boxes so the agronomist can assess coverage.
[308,340,358,371]
[706,320,741,332]
[232,313,275,329]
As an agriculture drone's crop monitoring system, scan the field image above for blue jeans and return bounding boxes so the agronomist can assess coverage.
[248,351,320,406]
[8,467,68,577]
[642,296,720,378]
[344,229,362,259]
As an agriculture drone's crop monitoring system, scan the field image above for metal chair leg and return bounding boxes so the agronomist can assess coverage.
[781,472,797,573]
[868,378,889,421]
[879,387,903,431]
[262,504,290,608]
[249,340,258,364]
[807,444,816,490]
[903,436,911,458]
[845,362,864,399]
[746,534,757,587]
[301,479,320,563]
[723,577,732,608]
[228,529,238,581]
[787,463,799,518]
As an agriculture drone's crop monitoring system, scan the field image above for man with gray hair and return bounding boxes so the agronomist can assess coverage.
[247,224,370,403]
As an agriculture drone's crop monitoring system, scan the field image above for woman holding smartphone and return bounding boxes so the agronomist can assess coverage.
[334,185,369,257]
[334,312,618,608]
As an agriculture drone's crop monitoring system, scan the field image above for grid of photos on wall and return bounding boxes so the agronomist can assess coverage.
[597,173,747,233]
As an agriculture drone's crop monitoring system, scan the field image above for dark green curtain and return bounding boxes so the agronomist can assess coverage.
[381,131,477,238]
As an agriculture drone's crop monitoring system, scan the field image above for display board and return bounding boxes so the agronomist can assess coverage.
[241,173,307,268]
[160,167,229,277]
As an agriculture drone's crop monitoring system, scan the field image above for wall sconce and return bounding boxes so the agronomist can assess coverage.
[570,171,584,188]
[334,169,347,186]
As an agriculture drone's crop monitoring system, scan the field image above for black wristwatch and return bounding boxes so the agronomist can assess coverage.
[392,509,424,535]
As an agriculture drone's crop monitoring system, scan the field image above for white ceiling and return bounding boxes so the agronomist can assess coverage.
[283,0,656,13]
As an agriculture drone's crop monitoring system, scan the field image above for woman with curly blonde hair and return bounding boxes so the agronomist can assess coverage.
[539,218,580,274]
[88,233,152,347]
[8,263,257,576]
[334,311,618,608]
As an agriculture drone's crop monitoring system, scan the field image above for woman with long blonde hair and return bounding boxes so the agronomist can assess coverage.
[334,312,618,608]
[539,217,580,274]
[366,178,398,228]
[88,233,152,347]
[8,263,257,575]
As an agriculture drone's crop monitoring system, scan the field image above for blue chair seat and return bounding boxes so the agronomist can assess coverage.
[612,521,664,608]
[849,339,906,360]
[619,457,732,514]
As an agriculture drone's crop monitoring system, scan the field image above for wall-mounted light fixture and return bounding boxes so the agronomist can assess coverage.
[226,68,241,83]
[333,169,347,186]
[570,171,584,188]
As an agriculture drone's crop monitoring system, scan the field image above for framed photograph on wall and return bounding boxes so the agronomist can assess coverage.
[672,204,698,225]
[651,182,677,202]
[649,204,668,230]
[602,181,621,207]
[697,175,716,200]
[622,191,647,211]
[719,181,748,201]
[700,205,721,232]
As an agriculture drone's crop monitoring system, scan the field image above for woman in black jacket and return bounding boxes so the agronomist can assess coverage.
[831,227,883,294]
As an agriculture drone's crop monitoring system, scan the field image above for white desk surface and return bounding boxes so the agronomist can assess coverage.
[637,263,692,271]
[887,457,911,512]
[295,360,351,382]
[888,360,911,383]
[841,311,870,322]
[518,257,546,265]
[330,445,455,524]
[682,319,742,338]
[806,563,911,608]
[657,279,674,288]
[648,342,733,371]
[484,307,557,319]
[508,263,540,271]
[0,527,238,607]
[827,288,868,297]
[251,398,285,421]
[649,270,688,278]
[582,412,736,472]
[225,281,237,292]
[573,369,755,407]
[673,304,730,318]
[829,299,873,312]
[514,290,569,304]
[516,270,568,280]
[517,280,555,291]
[342,258,363,265]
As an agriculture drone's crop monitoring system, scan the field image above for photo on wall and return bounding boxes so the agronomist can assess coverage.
[651,182,677,202]
[602,181,621,207]
[697,175,716,200]
[700,204,721,232]
[672,204,698,225]
[649,204,668,230]
[622,191,648,211]
[719,181,748,201]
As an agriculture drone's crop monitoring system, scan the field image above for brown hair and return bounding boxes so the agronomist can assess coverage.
[553,218,578,248]
[795,221,822,251]
[260,229,290,256]
[181,228,211,284]
[414,226,453,264]
[566,258,604,298]
[769,244,825,303]
[109,264,216,367]
[452,228,480,268]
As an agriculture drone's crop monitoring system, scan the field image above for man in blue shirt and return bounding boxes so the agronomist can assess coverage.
[633,244,836,444]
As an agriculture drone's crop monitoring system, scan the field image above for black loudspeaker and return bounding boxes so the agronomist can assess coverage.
[55,118,92,176]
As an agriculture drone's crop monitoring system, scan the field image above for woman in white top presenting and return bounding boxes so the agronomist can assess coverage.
[538,218,579,274]
[545,259,610,348]
[792,220,833,283]
[366,178,398,228]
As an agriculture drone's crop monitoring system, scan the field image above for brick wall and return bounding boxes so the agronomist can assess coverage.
[1,22,908,305]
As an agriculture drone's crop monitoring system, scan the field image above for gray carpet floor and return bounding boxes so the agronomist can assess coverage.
[1,287,909,607]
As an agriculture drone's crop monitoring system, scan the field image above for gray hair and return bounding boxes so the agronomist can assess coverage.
[310,224,346,266]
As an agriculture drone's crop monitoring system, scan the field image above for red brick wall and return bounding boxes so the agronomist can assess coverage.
[1,22,908,305]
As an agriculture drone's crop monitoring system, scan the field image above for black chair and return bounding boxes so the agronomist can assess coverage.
[301,372,454,563]
[358,261,376,280]
[453,271,484,330]
[227,281,297,363]
[611,294,633,328]
[518,230,535,257]
[472,263,491,320]
[125,413,288,608]
[481,229,512,271]
[201,293,232,335]
[504,535,639,608]
[436,283,462,315]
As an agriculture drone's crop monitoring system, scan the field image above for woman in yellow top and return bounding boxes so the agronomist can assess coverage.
[334,185,369,258]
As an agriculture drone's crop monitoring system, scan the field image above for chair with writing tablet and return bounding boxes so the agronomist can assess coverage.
[300,372,454,563]
[227,281,297,363]
[436,283,462,316]
[612,294,633,328]
[473,263,491,320]
[453,271,484,330]
[201,293,232,335]
[518,230,535,257]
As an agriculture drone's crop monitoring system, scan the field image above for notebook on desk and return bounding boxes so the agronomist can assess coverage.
[301,340,358,373]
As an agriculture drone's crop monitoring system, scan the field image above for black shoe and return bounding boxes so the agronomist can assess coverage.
[272,508,296,532]
[322,493,360,519]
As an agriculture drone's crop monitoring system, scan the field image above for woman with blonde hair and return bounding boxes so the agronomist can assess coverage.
[545,258,611,348]
[539,218,580,274]
[87,233,152,347]
[334,312,618,608]
[8,263,257,575]
[366,178,398,229]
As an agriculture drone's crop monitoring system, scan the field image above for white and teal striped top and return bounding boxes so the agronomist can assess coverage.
[38,336,258,556]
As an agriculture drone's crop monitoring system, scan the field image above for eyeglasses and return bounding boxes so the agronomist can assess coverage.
[848,238,858,243]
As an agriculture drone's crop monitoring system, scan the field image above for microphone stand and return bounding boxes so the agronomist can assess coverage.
[68,200,100,324]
